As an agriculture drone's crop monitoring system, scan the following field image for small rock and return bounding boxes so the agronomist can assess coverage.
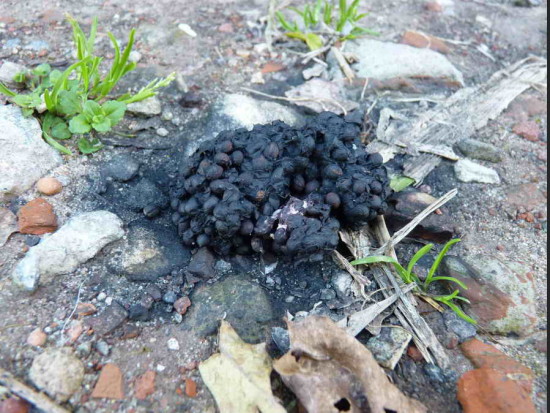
[271,327,290,354]
[443,311,477,343]
[458,368,536,413]
[513,121,541,142]
[76,342,92,357]
[217,23,234,33]
[407,344,424,362]
[129,51,142,63]
[385,189,454,243]
[127,97,162,117]
[91,364,125,400]
[401,30,450,54]
[29,347,85,402]
[185,378,198,398]
[36,177,63,196]
[261,62,285,74]
[163,291,178,304]
[18,198,58,235]
[0,61,27,88]
[367,327,413,369]
[0,397,30,413]
[76,303,97,317]
[441,256,538,336]
[111,220,190,282]
[97,292,107,302]
[167,338,180,351]
[128,304,150,321]
[331,272,353,299]
[156,127,169,137]
[104,154,140,182]
[346,39,464,86]
[178,23,197,37]
[86,301,128,336]
[134,371,156,400]
[534,338,547,353]
[183,275,274,342]
[303,63,326,80]
[457,139,503,163]
[0,105,62,202]
[506,183,546,212]
[461,339,534,394]
[423,363,449,384]
[174,296,192,315]
[425,1,443,12]
[145,285,162,301]
[12,211,125,292]
[27,328,47,347]
[66,321,84,343]
[454,159,501,184]
[320,288,337,301]
[123,179,169,213]
[0,207,17,247]
[214,260,232,274]
[121,325,141,340]
[95,341,111,356]
[188,247,216,279]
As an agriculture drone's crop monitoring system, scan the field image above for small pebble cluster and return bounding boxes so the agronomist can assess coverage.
[170,112,391,260]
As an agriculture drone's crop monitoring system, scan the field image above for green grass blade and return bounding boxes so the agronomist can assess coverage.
[426,239,461,287]
[430,276,468,290]
[443,301,477,325]
[0,82,16,97]
[43,131,73,155]
[87,17,98,55]
[407,244,434,278]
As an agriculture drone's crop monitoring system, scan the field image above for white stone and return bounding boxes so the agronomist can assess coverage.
[156,127,169,137]
[189,94,303,157]
[0,105,63,202]
[127,97,162,117]
[454,159,501,184]
[178,23,197,37]
[129,50,142,63]
[167,338,180,351]
[12,211,125,292]
[346,39,464,86]
[0,61,27,88]
[29,348,84,402]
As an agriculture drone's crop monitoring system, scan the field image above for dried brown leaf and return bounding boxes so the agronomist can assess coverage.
[274,316,427,413]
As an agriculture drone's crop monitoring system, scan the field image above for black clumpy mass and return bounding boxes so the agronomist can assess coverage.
[170,111,392,261]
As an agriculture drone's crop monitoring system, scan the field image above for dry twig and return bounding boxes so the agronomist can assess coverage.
[0,368,70,413]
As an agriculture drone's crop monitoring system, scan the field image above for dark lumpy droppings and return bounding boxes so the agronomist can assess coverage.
[170,111,392,261]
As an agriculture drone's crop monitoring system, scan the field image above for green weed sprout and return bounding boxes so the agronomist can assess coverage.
[276,0,378,51]
[0,16,175,155]
[351,239,477,324]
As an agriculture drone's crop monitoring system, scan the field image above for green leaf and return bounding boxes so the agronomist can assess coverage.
[305,33,324,51]
[390,176,415,192]
[78,137,104,154]
[51,118,72,140]
[57,90,81,116]
[43,131,73,155]
[0,82,16,97]
[425,239,461,288]
[83,100,103,120]
[13,72,27,83]
[103,100,126,126]
[49,70,62,84]
[32,63,51,77]
[13,93,41,109]
[92,117,112,133]
[69,114,92,134]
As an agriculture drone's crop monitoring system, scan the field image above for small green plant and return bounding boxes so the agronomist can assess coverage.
[351,239,477,324]
[276,0,378,51]
[0,16,175,155]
